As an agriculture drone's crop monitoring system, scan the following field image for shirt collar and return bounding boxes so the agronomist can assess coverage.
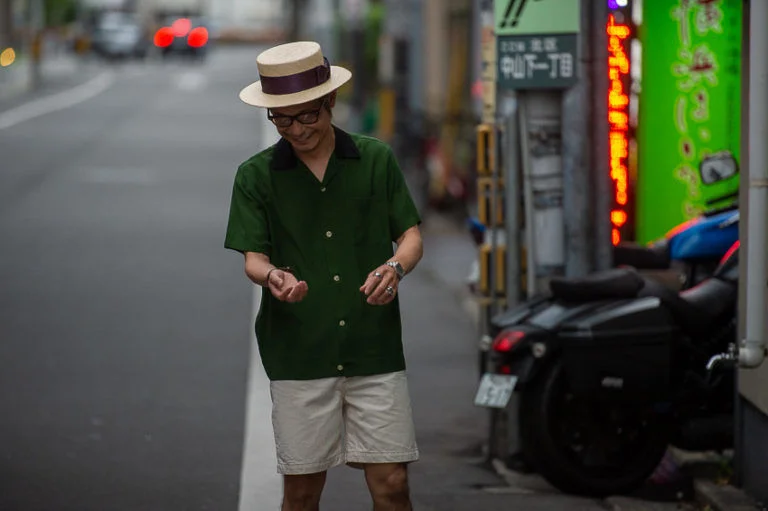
[270,126,361,171]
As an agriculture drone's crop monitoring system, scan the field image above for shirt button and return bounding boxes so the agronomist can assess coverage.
[321,187,327,192]
[333,275,340,282]
[339,320,346,327]
[325,230,333,238]
[337,364,344,371]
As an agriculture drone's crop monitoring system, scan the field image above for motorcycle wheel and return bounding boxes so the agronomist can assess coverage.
[520,360,670,497]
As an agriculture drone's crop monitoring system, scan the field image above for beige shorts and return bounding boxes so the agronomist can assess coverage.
[270,370,419,475]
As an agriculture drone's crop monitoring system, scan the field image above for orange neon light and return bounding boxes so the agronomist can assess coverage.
[607,14,631,245]
[611,210,628,227]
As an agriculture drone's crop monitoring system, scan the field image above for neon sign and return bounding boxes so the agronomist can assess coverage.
[607,14,631,246]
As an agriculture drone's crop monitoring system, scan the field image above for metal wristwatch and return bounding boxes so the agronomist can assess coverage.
[386,261,406,280]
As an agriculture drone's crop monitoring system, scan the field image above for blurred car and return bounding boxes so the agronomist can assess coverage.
[154,17,210,60]
[92,12,149,60]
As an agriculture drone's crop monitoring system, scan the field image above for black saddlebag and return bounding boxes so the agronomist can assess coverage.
[557,296,680,400]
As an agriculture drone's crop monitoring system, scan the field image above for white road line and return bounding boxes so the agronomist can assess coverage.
[0,71,115,131]
[238,112,282,511]
[238,284,282,511]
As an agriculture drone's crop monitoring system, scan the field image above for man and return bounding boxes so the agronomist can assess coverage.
[225,41,423,511]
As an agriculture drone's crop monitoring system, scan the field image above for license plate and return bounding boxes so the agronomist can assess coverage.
[474,373,518,408]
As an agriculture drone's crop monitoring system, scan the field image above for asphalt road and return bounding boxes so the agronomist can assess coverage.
[0,47,611,511]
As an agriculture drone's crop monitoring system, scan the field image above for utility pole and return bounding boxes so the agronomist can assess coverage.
[28,0,44,90]
[0,0,12,48]
[561,0,593,278]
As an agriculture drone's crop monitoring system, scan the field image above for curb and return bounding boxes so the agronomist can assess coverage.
[491,456,740,511]
[694,480,765,511]
[604,496,697,511]
[491,458,691,510]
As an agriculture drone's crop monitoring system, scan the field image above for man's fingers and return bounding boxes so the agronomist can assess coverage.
[268,271,309,302]
[271,271,285,287]
[361,272,378,294]
[285,281,309,303]
[294,282,309,302]
[277,287,292,300]
[361,267,391,296]
[367,280,397,305]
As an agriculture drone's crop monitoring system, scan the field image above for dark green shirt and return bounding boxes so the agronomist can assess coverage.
[224,127,421,381]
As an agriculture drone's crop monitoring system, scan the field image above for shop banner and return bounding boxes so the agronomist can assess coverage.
[636,0,741,243]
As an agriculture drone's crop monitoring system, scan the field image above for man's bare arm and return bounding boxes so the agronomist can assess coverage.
[244,252,275,286]
[390,225,424,276]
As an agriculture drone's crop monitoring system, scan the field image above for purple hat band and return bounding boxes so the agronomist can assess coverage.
[260,57,332,96]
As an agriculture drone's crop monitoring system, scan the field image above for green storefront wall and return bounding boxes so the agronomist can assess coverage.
[636,0,742,243]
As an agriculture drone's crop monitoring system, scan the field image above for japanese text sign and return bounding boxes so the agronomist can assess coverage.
[497,33,578,89]
[635,0,741,243]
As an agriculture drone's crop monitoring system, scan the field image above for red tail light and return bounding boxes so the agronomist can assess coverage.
[187,27,209,48]
[154,27,174,48]
[492,330,525,352]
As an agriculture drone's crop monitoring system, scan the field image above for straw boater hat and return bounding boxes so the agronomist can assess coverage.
[239,41,352,109]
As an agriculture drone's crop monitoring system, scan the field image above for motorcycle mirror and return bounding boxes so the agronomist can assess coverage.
[699,151,739,185]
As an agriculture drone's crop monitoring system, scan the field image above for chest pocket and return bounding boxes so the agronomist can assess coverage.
[353,196,390,246]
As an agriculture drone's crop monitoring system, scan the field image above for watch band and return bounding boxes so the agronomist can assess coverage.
[386,261,405,280]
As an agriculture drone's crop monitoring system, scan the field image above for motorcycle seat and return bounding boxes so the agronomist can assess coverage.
[613,243,670,270]
[639,276,737,336]
[549,268,645,302]
[551,268,736,336]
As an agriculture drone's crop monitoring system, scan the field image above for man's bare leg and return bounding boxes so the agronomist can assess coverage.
[363,463,413,511]
[282,472,327,511]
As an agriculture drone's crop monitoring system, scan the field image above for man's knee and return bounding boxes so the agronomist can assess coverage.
[283,473,326,510]
[367,464,410,502]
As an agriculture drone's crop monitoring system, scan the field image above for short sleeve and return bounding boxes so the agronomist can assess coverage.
[224,164,271,255]
[385,148,422,241]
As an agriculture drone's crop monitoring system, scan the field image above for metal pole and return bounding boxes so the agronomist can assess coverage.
[561,0,592,278]
[0,0,12,48]
[502,91,521,305]
[500,92,523,460]
[519,95,537,296]
[592,0,611,271]
[739,0,768,369]
[732,0,751,488]
[28,0,43,90]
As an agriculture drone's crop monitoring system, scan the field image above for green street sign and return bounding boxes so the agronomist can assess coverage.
[495,0,580,36]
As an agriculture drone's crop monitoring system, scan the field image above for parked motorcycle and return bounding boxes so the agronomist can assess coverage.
[474,241,739,496]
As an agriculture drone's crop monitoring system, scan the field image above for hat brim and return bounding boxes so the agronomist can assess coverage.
[239,66,352,109]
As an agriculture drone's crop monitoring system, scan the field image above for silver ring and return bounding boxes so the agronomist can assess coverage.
[386,286,395,295]
[374,272,383,278]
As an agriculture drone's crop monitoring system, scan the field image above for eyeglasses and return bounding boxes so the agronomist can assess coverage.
[267,104,325,128]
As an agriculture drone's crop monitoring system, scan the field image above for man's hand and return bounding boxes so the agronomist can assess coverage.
[268,269,309,303]
[359,264,398,305]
